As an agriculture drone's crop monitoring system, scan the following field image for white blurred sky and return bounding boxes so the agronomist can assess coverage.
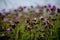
[0,0,60,12]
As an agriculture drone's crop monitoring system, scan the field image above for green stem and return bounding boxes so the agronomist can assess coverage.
[15,24,20,40]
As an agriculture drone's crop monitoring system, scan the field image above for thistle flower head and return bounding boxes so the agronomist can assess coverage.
[40,16,45,21]
[9,21,14,26]
[2,18,9,22]
[33,17,37,21]
[6,27,12,32]
[1,34,5,37]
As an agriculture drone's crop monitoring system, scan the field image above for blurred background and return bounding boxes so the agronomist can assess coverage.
[0,0,60,40]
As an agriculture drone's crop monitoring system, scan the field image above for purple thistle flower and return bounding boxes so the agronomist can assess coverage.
[40,16,44,21]
[25,25,31,30]
[39,28,45,32]
[24,6,26,9]
[48,4,51,8]
[31,5,33,8]
[52,5,56,10]
[33,17,37,21]
[1,34,5,37]
[26,19,30,23]
[37,34,44,40]
[51,18,57,21]
[9,21,14,26]
[2,18,9,22]
[44,5,47,8]
[6,27,12,32]
[57,8,60,13]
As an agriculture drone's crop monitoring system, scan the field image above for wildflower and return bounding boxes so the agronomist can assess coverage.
[46,8,49,12]
[40,16,43,19]
[0,34,10,40]
[9,21,14,26]
[45,22,53,28]
[18,6,23,11]
[26,19,30,23]
[0,34,6,40]
[0,34,5,37]
[57,8,60,13]
[51,18,57,21]
[4,12,10,16]
[15,16,20,20]
[2,9,6,13]
[0,13,2,16]
[33,17,37,21]
[9,24,16,29]
[1,13,6,16]
[25,25,31,30]
[9,21,16,29]
[14,9,17,12]
[14,16,20,23]
[42,19,47,25]
[6,27,12,32]
[51,8,54,12]
[52,5,56,10]
[48,4,51,9]
[31,5,33,8]
[7,14,11,17]
[37,34,44,40]
[2,18,9,22]
[14,21,19,24]
[31,17,38,25]
[39,7,43,13]
[40,16,44,21]
[24,6,26,9]
[0,26,5,32]
[31,25,37,29]
[39,28,45,32]
[42,22,46,25]
[44,5,47,8]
